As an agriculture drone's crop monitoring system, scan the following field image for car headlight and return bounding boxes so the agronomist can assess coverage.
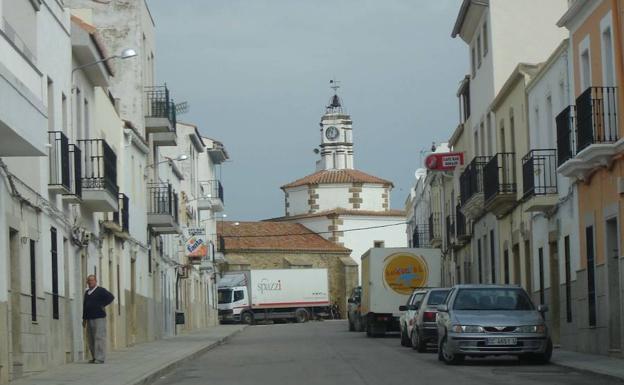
[515,325,546,333]
[451,325,484,333]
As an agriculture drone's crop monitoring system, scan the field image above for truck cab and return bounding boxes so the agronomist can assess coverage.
[218,285,250,323]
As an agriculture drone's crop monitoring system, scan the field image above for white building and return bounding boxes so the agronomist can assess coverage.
[271,90,406,267]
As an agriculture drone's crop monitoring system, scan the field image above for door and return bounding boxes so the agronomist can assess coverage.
[606,218,621,352]
[9,229,22,379]
[549,241,561,345]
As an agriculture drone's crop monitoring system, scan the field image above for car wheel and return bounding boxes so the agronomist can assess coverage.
[531,338,553,364]
[355,316,364,332]
[366,318,373,337]
[440,336,464,365]
[241,312,254,325]
[400,326,411,347]
[410,329,419,350]
[295,308,309,323]
[411,328,426,352]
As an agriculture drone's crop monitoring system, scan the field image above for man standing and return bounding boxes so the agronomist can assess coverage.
[83,275,114,364]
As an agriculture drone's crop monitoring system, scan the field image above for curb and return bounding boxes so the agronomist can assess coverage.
[132,326,247,385]
[551,360,624,382]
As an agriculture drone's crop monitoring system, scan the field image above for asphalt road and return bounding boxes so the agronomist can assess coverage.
[152,320,624,385]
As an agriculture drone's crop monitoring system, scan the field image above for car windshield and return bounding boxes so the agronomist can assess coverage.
[218,289,232,304]
[427,290,450,305]
[453,288,534,311]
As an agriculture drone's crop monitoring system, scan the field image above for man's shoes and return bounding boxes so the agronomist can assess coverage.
[95,360,105,364]
[88,359,96,364]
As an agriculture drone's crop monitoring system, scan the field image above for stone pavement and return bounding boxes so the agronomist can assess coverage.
[11,325,246,385]
[553,348,624,381]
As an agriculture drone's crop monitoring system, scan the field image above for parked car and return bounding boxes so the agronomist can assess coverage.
[399,289,427,346]
[410,288,450,352]
[436,284,552,365]
[347,286,363,332]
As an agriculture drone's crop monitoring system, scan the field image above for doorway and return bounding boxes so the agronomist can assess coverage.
[606,217,621,352]
[9,229,22,379]
[549,241,561,345]
[512,243,521,285]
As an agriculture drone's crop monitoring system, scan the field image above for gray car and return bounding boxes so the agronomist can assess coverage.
[410,288,450,352]
[436,284,552,365]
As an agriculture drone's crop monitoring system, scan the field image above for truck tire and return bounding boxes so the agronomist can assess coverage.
[241,312,254,325]
[295,308,309,323]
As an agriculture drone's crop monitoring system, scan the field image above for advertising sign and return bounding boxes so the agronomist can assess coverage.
[425,152,464,171]
[383,253,429,295]
[186,228,207,260]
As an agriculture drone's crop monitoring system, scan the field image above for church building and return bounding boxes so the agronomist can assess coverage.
[269,85,407,266]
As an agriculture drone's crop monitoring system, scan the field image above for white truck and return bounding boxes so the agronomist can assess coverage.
[217,268,330,324]
[358,248,441,337]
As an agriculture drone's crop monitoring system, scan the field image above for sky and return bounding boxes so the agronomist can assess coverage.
[148,0,466,221]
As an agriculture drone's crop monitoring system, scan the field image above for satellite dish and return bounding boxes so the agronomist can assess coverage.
[313,148,320,154]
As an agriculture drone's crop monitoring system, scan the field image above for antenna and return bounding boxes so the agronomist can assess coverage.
[329,78,341,93]
[175,101,189,115]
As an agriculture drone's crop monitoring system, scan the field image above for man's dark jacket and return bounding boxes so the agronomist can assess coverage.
[83,287,115,320]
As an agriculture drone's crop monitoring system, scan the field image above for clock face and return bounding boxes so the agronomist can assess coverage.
[325,126,339,140]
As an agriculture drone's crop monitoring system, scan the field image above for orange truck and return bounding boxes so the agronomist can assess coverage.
[360,248,441,337]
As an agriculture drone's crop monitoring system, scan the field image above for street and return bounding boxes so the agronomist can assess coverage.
[152,321,623,385]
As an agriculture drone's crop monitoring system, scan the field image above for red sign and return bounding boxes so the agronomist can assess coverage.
[425,152,464,171]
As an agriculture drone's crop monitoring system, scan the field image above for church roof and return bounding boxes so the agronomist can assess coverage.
[217,221,351,253]
[281,169,393,189]
[266,208,406,222]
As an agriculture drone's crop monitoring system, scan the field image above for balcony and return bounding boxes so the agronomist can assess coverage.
[558,87,619,179]
[522,149,558,212]
[104,193,130,235]
[459,156,489,220]
[145,85,177,146]
[48,131,70,193]
[428,213,442,247]
[197,180,225,212]
[484,152,517,217]
[411,224,431,248]
[76,139,118,212]
[147,183,180,234]
[62,144,82,203]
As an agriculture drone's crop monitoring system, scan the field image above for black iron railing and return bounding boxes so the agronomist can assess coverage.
[556,105,575,166]
[112,193,130,232]
[148,183,179,222]
[484,152,516,203]
[145,85,177,129]
[428,213,442,241]
[576,86,618,152]
[522,149,557,198]
[199,180,225,203]
[412,224,431,248]
[456,204,468,239]
[459,156,489,205]
[48,131,70,191]
[77,139,118,197]
[68,144,82,198]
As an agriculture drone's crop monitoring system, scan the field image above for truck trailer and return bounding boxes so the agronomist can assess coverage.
[359,248,441,337]
[218,268,330,324]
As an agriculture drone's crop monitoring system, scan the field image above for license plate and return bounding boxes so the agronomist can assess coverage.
[486,337,517,346]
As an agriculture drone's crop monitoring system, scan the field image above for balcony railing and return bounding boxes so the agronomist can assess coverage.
[412,225,431,248]
[576,86,618,152]
[112,193,130,233]
[148,183,179,222]
[145,85,177,128]
[67,144,82,198]
[459,156,489,205]
[556,105,575,166]
[77,139,118,197]
[48,131,70,191]
[428,212,442,243]
[484,152,516,203]
[455,204,468,239]
[522,149,557,198]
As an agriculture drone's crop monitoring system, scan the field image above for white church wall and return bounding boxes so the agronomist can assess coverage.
[317,185,351,211]
[287,186,309,215]
[359,184,385,211]
[341,216,407,266]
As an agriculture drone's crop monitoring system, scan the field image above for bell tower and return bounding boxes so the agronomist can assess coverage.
[317,80,354,171]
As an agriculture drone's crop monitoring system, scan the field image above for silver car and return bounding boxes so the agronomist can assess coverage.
[436,284,552,365]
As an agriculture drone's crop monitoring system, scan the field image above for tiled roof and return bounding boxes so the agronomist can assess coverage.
[281,169,393,189]
[267,208,406,221]
[217,221,350,253]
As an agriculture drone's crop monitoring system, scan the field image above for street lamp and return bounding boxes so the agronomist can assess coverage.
[145,154,188,169]
[71,48,138,74]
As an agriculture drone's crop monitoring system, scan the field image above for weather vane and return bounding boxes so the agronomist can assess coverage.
[329,79,341,93]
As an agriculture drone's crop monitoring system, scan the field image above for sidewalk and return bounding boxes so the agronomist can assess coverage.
[11,325,246,385]
[552,348,624,380]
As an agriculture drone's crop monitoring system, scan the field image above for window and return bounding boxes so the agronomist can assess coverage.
[477,35,482,68]
[479,121,485,158]
[47,78,54,131]
[234,290,245,302]
[580,45,591,91]
[453,288,534,311]
[471,46,476,77]
[374,240,385,248]
[499,120,506,153]
[504,249,509,284]
[486,114,493,156]
[482,22,488,56]
[61,93,67,135]
[602,26,615,87]
[509,109,516,154]
[538,247,545,304]
[474,130,479,156]
[586,226,596,326]
[477,239,483,283]
[30,239,37,322]
[490,230,496,284]
[51,227,59,320]
[564,236,572,323]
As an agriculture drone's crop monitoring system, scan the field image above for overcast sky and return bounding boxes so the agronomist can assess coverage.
[148,0,466,221]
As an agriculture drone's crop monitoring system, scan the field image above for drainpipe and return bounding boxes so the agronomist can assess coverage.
[611,0,624,126]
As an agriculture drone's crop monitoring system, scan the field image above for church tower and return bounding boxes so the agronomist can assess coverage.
[317,82,354,171]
